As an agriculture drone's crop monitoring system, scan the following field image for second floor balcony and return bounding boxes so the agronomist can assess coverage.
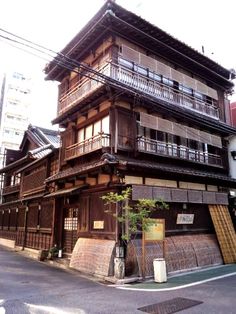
[65,133,110,160]
[2,184,20,196]
[137,136,222,167]
[58,62,219,120]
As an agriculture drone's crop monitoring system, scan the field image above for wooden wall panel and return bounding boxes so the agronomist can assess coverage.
[171,189,188,203]
[28,204,38,229]
[18,207,26,228]
[40,201,53,229]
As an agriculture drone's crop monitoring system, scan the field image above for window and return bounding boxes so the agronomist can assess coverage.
[77,129,84,143]
[101,116,109,133]
[162,77,174,87]
[118,57,133,70]
[94,121,101,135]
[85,124,93,139]
[149,71,162,82]
[77,116,110,143]
[179,84,193,96]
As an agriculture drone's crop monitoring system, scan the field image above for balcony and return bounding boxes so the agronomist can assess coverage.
[2,184,20,195]
[65,133,110,160]
[58,64,110,116]
[137,136,222,167]
[58,62,219,120]
[110,63,219,119]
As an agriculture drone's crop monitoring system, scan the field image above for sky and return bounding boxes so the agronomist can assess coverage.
[0,0,235,129]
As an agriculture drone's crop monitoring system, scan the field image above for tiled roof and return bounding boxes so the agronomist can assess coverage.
[46,160,107,182]
[121,157,236,185]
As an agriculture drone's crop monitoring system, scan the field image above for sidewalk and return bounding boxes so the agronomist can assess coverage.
[116,264,236,291]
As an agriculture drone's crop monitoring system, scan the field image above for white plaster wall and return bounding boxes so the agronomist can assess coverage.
[228,136,236,179]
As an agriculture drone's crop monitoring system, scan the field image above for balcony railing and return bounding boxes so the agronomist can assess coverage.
[65,133,110,160]
[137,136,222,167]
[2,184,20,195]
[58,63,111,116]
[110,63,219,119]
[58,62,219,120]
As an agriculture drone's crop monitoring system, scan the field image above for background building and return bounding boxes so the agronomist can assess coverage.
[0,71,32,168]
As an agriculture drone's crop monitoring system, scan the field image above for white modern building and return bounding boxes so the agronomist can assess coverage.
[0,71,32,168]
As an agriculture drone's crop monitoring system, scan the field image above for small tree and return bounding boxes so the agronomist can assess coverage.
[102,187,168,242]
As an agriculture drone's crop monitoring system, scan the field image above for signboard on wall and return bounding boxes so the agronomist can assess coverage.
[93,220,104,229]
[144,218,165,241]
[176,214,194,224]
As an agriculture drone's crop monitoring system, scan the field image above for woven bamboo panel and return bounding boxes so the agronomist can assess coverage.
[209,205,236,264]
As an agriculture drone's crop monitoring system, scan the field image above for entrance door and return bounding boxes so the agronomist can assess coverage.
[63,208,78,254]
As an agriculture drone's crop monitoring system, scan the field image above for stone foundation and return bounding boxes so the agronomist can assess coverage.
[70,238,116,277]
[126,234,223,277]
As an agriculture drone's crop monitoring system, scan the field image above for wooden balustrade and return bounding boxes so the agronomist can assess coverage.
[65,133,110,160]
[2,184,20,195]
[58,62,219,120]
[137,137,222,167]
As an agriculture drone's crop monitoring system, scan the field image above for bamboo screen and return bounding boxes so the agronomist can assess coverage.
[140,112,222,148]
[209,205,236,263]
[121,44,218,100]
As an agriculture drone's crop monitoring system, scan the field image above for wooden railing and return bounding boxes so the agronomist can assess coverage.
[58,64,110,116]
[110,63,219,119]
[58,62,219,120]
[65,133,110,160]
[137,136,222,167]
[2,184,20,195]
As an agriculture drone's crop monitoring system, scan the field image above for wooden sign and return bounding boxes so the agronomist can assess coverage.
[176,214,194,224]
[144,218,165,241]
[93,220,104,229]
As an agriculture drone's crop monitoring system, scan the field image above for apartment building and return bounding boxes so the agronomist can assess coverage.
[0,71,32,167]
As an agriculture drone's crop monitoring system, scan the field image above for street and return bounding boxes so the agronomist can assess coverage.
[0,246,236,314]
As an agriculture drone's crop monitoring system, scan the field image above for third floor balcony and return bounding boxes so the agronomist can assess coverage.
[58,62,219,120]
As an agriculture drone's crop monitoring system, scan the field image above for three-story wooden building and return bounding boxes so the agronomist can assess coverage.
[45,1,236,278]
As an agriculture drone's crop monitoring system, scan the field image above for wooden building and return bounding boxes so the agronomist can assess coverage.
[0,125,59,251]
[46,1,236,277]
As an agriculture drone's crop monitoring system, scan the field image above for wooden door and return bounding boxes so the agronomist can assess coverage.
[62,207,78,254]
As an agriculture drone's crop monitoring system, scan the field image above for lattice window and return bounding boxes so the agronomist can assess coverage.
[22,165,47,193]
[40,201,53,229]
[18,207,26,228]
[9,209,17,229]
[64,208,78,230]
[3,210,10,228]
[50,158,59,176]
[27,204,39,229]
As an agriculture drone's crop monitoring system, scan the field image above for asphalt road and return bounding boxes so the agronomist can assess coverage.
[0,246,236,314]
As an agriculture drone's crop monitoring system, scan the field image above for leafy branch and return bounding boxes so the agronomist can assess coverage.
[102,187,168,242]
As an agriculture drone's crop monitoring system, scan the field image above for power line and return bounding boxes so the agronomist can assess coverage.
[0,26,230,135]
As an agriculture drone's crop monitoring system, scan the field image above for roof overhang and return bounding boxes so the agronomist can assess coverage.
[45,1,233,90]
[44,185,88,198]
